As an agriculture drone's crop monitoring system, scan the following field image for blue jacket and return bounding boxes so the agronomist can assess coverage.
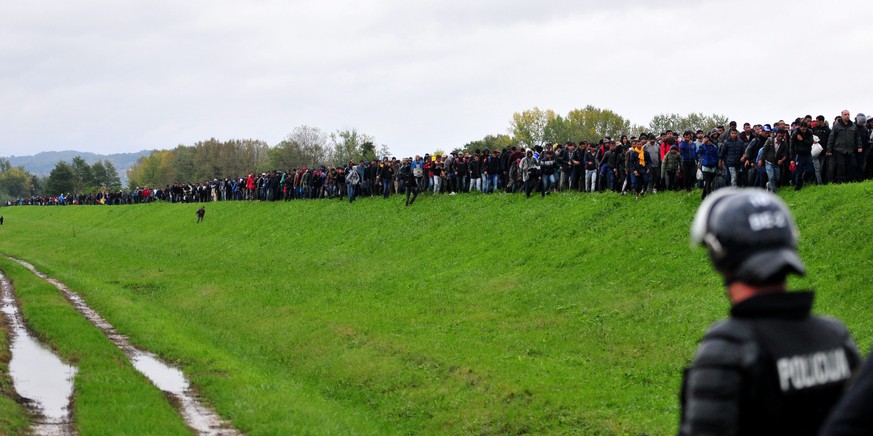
[697,142,720,168]
[679,140,697,161]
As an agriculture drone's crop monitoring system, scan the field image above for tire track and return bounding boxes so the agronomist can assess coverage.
[0,273,77,436]
[9,257,240,435]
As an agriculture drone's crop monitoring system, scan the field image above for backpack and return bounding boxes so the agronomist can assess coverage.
[347,170,360,185]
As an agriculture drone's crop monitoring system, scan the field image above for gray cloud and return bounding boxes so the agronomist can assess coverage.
[1,0,871,159]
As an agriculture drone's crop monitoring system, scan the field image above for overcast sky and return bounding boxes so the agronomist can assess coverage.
[2,0,871,159]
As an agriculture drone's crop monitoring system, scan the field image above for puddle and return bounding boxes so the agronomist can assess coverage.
[131,353,188,393]
[0,274,77,435]
[10,258,240,436]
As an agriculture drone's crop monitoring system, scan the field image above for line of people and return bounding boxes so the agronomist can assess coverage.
[9,111,872,208]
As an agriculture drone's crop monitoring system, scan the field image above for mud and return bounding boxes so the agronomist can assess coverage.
[0,274,77,436]
[10,258,240,435]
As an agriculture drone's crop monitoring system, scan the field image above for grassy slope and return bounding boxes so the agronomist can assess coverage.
[0,184,870,434]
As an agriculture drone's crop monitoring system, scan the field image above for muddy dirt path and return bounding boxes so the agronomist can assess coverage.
[0,273,77,436]
[9,258,241,435]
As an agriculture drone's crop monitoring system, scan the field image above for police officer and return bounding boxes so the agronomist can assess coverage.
[679,189,860,435]
[821,352,873,434]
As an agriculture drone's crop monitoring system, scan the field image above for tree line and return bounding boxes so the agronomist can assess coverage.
[1,107,728,199]
[0,156,122,201]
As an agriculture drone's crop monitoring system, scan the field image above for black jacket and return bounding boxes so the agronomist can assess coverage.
[820,348,873,434]
[812,124,831,152]
[604,150,617,169]
[485,156,501,175]
[379,163,393,180]
[557,148,571,171]
[720,137,746,167]
[469,160,482,178]
[539,157,557,176]
[856,125,870,152]
[679,292,860,436]
[571,148,585,170]
[791,128,815,158]
[827,120,861,155]
[745,136,764,163]
[398,163,414,185]
[760,137,789,165]
[583,150,597,171]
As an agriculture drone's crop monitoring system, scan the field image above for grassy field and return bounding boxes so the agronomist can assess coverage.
[0,257,192,434]
[0,279,29,435]
[0,184,871,434]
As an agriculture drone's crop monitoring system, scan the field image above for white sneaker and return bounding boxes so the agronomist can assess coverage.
[449,192,456,196]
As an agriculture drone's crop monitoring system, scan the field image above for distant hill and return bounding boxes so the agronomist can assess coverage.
[4,150,152,185]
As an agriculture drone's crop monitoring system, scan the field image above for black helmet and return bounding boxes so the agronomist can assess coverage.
[691,189,805,284]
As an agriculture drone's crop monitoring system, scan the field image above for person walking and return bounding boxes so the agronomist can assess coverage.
[539,149,557,197]
[679,131,698,191]
[662,145,681,191]
[519,149,540,199]
[826,110,862,184]
[399,158,419,206]
[697,134,720,199]
[345,165,360,203]
[791,121,815,191]
[759,129,789,193]
[720,129,746,187]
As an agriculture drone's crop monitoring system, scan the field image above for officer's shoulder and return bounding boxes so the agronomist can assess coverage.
[703,318,755,342]
[694,319,758,368]
[812,315,852,338]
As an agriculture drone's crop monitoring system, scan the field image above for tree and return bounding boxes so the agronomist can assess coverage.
[458,134,515,154]
[127,150,178,190]
[510,107,556,148]
[549,106,639,144]
[0,167,34,199]
[287,126,329,168]
[92,160,122,191]
[30,175,44,197]
[267,126,331,168]
[648,113,730,136]
[171,145,196,182]
[102,161,122,191]
[186,138,268,179]
[377,144,391,160]
[71,156,95,193]
[268,139,305,169]
[46,161,76,196]
[360,141,376,162]
[329,129,374,165]
[91,161,108,189]
[127,139,271,189]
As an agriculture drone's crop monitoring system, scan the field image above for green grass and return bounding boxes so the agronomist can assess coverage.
[0,286,30,435]
[0,183,871,434]
[0,258,191,435]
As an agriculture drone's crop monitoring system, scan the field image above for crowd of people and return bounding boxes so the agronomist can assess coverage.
[8,112,873,207]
